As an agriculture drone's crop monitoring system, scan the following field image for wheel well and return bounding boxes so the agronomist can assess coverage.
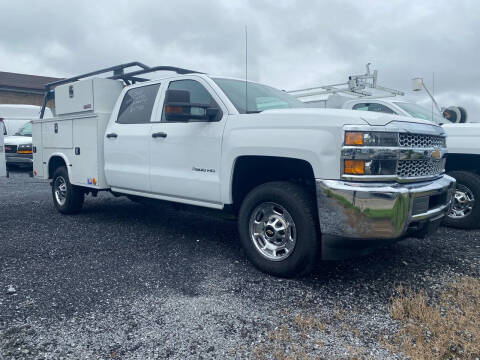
[445,154,480,174]
[48,156,67,179]
[231,156,315,210]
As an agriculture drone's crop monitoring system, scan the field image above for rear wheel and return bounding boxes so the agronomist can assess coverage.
[238,181,319,278]
[52,166,84,214]
[444,171,480,229]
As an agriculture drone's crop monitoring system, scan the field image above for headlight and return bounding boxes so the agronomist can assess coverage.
[343,131,399,177]
[344,131,398,147]
[17,144,33,154]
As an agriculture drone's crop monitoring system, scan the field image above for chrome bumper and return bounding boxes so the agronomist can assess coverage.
[316,175,456,240]
[6,153,33,164]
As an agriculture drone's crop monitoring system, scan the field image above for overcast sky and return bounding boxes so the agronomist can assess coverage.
[1,0,478,119]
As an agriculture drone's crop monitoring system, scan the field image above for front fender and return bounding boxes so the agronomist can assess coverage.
[220,126,343,204]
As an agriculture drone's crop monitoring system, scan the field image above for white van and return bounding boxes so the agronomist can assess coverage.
[0,104,52,135]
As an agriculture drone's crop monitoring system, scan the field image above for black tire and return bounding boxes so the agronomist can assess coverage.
[238,181,319,278]
[51,166,84,214]
[443,171,480,229]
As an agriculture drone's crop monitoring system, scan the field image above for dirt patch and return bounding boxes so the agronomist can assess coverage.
[387,276,480,360]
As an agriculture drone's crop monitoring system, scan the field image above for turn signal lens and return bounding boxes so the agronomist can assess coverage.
[344,160,365,175]
[165,106,183,113]
[344,132,364,145]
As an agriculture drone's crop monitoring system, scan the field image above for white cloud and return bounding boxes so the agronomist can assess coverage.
[0,0,478,119]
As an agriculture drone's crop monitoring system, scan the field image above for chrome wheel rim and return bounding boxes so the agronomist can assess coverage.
[448,184,475,219]
[54,176,67,206]
[249,202,296,261]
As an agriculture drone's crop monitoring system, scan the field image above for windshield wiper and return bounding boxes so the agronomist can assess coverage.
[246,110,262,114]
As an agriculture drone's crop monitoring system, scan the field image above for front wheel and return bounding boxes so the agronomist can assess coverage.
[238,182,319,278]
[52,166,84,214]
[443,171,480,229]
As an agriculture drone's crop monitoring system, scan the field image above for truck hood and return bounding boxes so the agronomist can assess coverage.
[4,135,32,146]
[441,122,480,155]
[262,108,441,128]
[442,122,480,135]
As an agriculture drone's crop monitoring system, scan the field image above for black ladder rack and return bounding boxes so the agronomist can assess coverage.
[40,62,202,118]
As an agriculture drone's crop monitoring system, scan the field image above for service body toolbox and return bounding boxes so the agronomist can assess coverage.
[33,78,123,188]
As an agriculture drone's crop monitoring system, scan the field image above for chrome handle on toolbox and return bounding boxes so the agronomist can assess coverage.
[106,133,118,138]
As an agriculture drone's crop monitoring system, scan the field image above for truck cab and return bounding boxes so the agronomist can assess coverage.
[32,63,456,277]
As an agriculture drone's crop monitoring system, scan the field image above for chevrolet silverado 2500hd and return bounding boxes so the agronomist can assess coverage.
[32,63,455,277]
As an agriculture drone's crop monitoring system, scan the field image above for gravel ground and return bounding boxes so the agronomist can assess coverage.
[1,169,479,359]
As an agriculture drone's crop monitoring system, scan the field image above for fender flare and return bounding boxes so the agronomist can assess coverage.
[47,152,72,180]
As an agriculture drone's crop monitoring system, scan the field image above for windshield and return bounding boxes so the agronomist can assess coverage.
[213,78,306,113]
[15,122,32,136]
[394,102,448,124]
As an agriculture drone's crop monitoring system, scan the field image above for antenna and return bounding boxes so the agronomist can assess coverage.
[245,26,248,113]
[432,72,435,121]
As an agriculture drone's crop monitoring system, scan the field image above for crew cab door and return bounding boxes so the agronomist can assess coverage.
[149,78,226,205]
[104,83,161,192]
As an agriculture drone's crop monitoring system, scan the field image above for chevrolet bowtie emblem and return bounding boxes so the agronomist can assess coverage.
[431,149,441,160]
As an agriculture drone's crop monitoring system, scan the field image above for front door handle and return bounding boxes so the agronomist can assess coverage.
[106,133,118,138]
[152,132,167,138]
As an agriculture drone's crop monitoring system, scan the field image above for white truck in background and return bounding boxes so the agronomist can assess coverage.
[0,129,5,177]
[0,105,53,171]
[32,62,455,277]
[290,65,480,230]
[0,104,49,135]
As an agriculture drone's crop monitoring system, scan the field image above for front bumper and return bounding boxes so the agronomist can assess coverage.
[6,153,33,165]
[316,175,456,257]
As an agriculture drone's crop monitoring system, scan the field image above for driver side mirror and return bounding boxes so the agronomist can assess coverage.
[164,89,219,122]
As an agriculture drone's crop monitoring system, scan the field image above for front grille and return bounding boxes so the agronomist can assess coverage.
[396,158,445,178]
[398,133,446,148]
[4,145,17,153]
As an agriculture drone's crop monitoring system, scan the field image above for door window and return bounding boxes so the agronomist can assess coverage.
[117,84,160,124]
[162,80,222,122]
[352,102,396,114]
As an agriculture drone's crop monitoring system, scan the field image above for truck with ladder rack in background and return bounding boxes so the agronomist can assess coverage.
[32,62,455,277]
[290,64,480,230]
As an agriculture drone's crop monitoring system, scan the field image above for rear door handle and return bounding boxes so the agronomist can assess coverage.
[152,132,167,138]
[106,133,118,138]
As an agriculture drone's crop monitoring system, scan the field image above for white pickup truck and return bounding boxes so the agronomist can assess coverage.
[32,63,455,277]
[338,98,480,229]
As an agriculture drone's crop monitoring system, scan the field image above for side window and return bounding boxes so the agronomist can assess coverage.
[368,103,396,114]
[352,103,369,111]
[352,102,396,114]
[162,80,221,122]
[117,84,160,124]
